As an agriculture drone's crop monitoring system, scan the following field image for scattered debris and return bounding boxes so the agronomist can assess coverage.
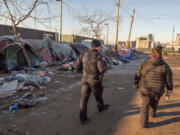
[9,104,18,111]
[40,86,47,89]
[55,81,61,83]
[48,71,55,76]
[58,88,65,91]
[60,62,74,71]
[0,73,51,99]
[15,93,37,107]
[118,87,124,90]
[38,71,45,77]
[37,96,48,102]
[41,76,51,82]
[0,80,18,98]
[35,61,48,69]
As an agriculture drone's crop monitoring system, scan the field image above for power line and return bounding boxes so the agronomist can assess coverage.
[120,3,171,33]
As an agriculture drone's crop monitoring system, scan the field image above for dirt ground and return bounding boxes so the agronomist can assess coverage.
[0,54,180,135]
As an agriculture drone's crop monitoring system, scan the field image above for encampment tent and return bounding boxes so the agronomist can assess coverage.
[70,43,89,56]
[28,38,77,64]
[0,36,39,71]
[81,40,109,52]
[27,38,55,65]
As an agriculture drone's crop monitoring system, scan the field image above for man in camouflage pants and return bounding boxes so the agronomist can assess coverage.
[74,39,109,123]
[134,46,173,128]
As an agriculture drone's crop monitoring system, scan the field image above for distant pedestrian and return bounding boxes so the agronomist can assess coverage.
[134,46,173,128]
[74,39,109,124]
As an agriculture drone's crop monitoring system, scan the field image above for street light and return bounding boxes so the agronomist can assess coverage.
[104,23,109,45]
[56,0,62,42]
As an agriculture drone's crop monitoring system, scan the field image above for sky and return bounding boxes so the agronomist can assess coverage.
[1,0,180,44]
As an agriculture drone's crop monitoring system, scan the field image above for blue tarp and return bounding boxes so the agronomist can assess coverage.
[119,49,134,61]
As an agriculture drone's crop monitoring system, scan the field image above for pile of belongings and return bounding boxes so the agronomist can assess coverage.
[118,48,134,62]
[103,49,117,58]
[15,92,37,107]
[9,93,38,111]
[34,61,48,70]
[110,58,123,66]
[60,62,74,71]
[0,72,51,99]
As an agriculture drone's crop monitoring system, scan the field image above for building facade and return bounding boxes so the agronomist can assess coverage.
[62,34,96,43]
[0,24,58,41]
[176,34,180,46]
[136,34,154,48]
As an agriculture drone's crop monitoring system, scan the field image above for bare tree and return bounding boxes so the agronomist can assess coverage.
[2,0,39,72]
[0,0,57,35]
[76,11,115,40]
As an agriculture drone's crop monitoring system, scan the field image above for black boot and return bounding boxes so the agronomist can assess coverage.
[142,123,150,128]
[98,104,109,112]
[80,117,89,124]
[79,111,88,124]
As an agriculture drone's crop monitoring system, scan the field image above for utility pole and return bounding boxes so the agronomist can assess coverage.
[127,8,135,48]
[171,26,175,53]
[56,0,62,42]
[104,23,109,45]
[115,0,120,54]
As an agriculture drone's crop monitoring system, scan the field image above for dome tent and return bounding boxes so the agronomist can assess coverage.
[0,36,39,71]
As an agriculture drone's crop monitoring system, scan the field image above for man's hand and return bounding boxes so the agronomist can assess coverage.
[166,90,172,100]
[99,75,103,83]
[167,90,172,95]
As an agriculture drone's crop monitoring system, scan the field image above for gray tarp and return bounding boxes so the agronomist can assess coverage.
[27,38,77,63]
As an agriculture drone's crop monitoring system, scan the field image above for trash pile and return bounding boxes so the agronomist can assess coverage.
[35,61,48,70]
[118,48,134,62]
[103,48,135,66]
[15,92,37,108]
[9,92,48,111]
[60,62,74,71]
[0,70,52,99]
[110,58,123,66]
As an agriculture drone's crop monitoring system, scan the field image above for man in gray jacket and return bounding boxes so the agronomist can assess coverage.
[134,46,173,128]
[74,39,109,123]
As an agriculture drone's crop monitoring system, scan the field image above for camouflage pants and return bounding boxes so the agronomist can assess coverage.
[140,92,161,126]
[80,76,104,121]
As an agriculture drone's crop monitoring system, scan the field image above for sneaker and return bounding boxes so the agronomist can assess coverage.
[98,104,109,112]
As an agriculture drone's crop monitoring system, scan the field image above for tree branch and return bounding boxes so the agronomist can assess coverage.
[15,0,38,26]
[3,0,32,73]
[75,11,114,39]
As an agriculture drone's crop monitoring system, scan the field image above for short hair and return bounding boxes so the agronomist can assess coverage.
[152,46,163,55]
[91,39,101,48]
